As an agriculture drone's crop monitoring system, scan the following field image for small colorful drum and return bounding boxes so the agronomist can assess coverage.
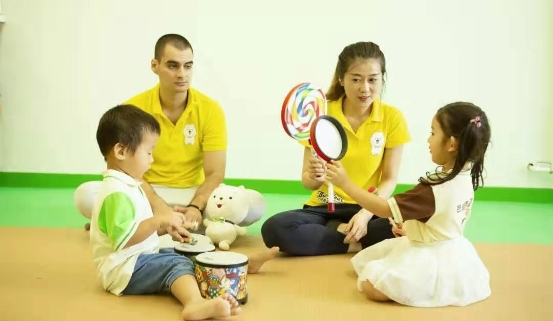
[174,239,216,259]
[194,251,249,304]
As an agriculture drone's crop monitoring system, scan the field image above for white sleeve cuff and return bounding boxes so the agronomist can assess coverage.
[387,197,403,223]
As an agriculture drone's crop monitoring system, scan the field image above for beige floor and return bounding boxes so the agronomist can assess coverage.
[0,227,551,321]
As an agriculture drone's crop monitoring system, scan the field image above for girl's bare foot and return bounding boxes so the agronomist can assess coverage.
[181,294,241,320]
[347,242,362,253]
[248,246,279,274]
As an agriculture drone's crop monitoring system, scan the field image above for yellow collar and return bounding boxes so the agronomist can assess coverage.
[330,96,384,122]
[368,98,384,122]
[151,83,198,116]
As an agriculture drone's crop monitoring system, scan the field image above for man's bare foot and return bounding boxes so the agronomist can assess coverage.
[248,246,279,274]
[181,294,241,320]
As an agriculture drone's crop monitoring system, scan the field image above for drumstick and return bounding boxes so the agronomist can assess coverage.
[324,157,336,212]
[327,179,335,212]
[311,150,336,212]
[309,148,337,211]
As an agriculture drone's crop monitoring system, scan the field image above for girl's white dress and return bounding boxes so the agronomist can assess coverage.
[352,172,491,307]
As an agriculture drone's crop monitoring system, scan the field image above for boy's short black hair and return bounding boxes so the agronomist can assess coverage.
[96,104,160,159]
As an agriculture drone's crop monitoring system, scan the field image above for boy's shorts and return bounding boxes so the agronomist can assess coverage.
[122,248,195,295]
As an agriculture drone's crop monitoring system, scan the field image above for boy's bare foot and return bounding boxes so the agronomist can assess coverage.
[248,246,279,274]
[181,294,241,320]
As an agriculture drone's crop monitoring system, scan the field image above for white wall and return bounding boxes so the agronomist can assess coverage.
[0,0,551,188]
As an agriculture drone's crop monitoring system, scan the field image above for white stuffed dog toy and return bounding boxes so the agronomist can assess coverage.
[203,184,265,250]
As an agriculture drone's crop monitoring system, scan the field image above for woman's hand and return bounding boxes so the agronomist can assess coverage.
[325,160,351,187]
[307,157,327,182]
[343,210,373,243]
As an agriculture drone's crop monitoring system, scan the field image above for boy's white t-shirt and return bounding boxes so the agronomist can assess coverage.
[89,169,160,295]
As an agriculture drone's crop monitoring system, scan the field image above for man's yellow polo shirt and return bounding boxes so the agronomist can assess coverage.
[125,84,227,188]
[301,97,411,206]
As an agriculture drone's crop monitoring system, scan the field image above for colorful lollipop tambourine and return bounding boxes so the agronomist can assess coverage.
[281,82,326,141]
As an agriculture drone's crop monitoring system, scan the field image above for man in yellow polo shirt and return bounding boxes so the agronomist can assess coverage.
[74,34,230,231]
[123,34,227,229]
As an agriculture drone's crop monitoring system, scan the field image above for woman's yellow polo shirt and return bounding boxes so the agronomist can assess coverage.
[301,97,411,206]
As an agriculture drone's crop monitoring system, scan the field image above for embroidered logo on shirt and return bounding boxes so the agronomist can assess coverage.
[457,197,473,226]
[370,132,385,155]
[183,124,196,145]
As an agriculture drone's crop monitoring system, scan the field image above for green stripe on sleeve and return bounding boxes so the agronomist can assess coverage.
[97,192,137,250]
[115,220,138,251]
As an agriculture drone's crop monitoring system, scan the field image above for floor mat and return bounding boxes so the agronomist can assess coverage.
[0,227,550,321]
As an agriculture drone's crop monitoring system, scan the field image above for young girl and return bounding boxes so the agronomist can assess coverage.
[325,102,492,307]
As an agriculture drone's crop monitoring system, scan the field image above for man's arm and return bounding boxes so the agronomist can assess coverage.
[188,150,226,210]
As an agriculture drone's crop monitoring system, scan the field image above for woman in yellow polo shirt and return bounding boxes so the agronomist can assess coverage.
[261,41,411,256]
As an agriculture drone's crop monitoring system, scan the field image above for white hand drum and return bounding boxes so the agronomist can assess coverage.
[309,115,348,212]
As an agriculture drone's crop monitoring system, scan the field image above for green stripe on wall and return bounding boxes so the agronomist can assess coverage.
[0,172,552,203]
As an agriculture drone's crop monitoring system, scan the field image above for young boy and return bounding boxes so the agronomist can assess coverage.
[90,104,245,320]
